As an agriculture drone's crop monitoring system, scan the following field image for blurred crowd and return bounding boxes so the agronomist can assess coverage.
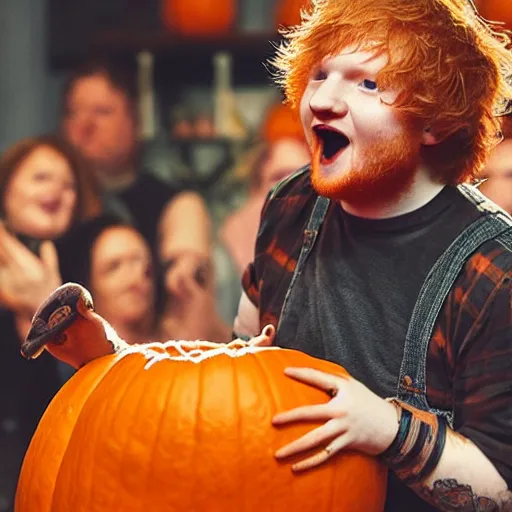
[0,56,511,510]
[0,58,310,511]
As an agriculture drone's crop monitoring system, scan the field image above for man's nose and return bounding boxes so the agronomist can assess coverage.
[72,114,96,139]
[309,79,349,119]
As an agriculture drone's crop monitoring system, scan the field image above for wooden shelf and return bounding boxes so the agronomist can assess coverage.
[92,29,280,55]
[86,29,282,85]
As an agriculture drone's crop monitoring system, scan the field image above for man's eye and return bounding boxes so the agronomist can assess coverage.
[359,79,379,91]
[312,69,327,81]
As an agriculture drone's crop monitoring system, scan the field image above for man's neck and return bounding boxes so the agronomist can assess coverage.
[95,165,138,192]
[340,166,445,219]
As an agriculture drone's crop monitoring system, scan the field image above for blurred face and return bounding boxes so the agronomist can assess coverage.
[90,226,155,329]
[62,74,137,174]
[480,138,512,213]
[301,47,423,206]
[3,145,77,239]
[258,138,311,193]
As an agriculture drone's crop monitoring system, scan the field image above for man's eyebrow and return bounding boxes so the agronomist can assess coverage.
[343,64,377,78]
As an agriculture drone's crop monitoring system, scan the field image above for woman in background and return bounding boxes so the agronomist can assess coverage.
[220,137,311,276]
[0,134,101,511]
[59,214,230,345]
[479,137,512,214]
[57,215,159,346]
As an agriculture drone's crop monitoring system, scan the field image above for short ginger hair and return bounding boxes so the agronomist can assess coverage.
[272,0,512,184]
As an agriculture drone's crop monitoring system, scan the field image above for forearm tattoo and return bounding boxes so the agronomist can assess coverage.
[418,479,512,511]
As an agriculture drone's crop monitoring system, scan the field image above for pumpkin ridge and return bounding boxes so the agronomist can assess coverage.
[46,363,113,509]
[190,355,205,508]
[15,356,118,512]
[290,350,337,508]
[271,349,339,507]
[111,358,160,510]
[270,349,300,505]
[231,352,245,511]
[251,350,287,509]
[53,356,146,509]
[141,358,179,509]
[252,349,282,424]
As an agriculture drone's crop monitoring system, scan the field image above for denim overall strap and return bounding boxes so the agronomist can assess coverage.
[397,185,512,425]
[275,196,330,337]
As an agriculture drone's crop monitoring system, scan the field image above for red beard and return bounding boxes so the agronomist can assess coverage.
[310,131,421,207]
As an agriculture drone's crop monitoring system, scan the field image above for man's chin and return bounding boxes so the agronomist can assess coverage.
[310,162,416,206]
[310,162,358,201]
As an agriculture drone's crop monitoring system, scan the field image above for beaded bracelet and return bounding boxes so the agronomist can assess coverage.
[380,399,447,485]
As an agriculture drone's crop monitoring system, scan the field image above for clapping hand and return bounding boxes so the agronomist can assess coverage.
[163,252,211,300]
[0,222,62,316]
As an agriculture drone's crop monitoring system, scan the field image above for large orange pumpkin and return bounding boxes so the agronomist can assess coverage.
[162,0,236,36]
[477,0,512,30]
[275,0,309,27]
[15,284,387,512]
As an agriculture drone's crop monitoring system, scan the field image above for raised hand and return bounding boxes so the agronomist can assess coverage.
[0,223,62,316]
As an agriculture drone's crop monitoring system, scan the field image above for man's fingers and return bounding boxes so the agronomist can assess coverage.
[275,419,344,459]
[273,403,336,425]
[291,433,351,473]
[283,367,346,396]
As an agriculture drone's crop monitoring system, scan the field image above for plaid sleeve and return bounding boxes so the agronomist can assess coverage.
[449,249,512,487]
[241,262,260,309]
[240,191,274,310]
[239,167,315,333]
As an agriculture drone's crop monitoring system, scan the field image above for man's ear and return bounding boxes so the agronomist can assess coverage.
[421,126,442,146]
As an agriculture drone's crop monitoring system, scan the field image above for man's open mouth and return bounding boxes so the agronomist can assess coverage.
[313,125,350,163]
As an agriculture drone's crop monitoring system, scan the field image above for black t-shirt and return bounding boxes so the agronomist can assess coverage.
[296,187,482,397]
[105,173,179,249]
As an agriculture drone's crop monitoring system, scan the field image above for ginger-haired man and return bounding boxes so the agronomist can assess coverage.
[236,0,512,509]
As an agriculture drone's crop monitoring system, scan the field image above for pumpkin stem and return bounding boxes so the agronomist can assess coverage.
[21,282,129,369]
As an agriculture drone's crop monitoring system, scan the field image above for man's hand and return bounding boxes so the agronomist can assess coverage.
[272,367,399,472]
[0,223,62,316]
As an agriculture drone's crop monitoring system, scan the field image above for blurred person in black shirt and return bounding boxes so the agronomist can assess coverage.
[60,59,214,309]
